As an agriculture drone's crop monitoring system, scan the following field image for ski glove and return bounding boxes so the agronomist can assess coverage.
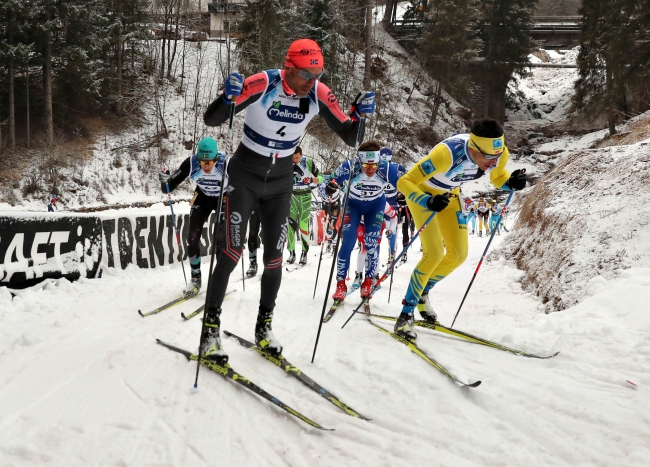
[350,91,376,121]
[426,194,450,212]
[159,168,171,185]
[505,168,527,191]
[223,72,244,102]
[325,180,339,196]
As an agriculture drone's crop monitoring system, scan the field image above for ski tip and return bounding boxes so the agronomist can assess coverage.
[155,338,162,344]
[138,310,144,317]
[467,380,482,388]
[180,313,187,320]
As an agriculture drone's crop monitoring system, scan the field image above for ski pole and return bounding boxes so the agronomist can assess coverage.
[450,190,516,328]
[387,238,397,303]
[241,245,246,292]
[194,101,236,389]
[341,208,437,329]
[311,118,365,363]
[164,174,188,285]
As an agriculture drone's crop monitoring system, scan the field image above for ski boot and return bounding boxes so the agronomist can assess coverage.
[417,292,438,324]
[387,254,395,265]
[200,309,228,364]
[478,230,483,238]
[372,273,380,287]
[360,277,373,299]
[255,306,283,356]
[183,276,201,298]
[246,259,258,278]
[325,241,332,254]
[299,250,308,266]
[286,251,296,264]
[333,280,347,300]
[353,272,363,289]
[394,300,417,340]
[400,253,408,264]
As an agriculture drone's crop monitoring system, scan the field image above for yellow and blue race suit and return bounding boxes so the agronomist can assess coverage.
[396,133,512,308]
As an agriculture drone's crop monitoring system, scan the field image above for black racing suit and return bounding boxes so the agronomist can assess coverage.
[203,72,362,313]
[162,157,226,277]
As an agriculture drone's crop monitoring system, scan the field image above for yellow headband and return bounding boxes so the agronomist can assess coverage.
[468,133,505,156]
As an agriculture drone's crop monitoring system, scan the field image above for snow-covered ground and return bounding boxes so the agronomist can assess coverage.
[507,48,579,124]
[2,224,650,466]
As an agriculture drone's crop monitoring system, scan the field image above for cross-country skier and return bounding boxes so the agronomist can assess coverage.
[393,119,527,340]
[325,140,391,300]
[286,146,324,265]
[201,38,375,362]
[320,178,341,253]
[475,198,490,237]
[397,192,414,263]
[464,197,476,234]
[379,147,407,263]
[158,137,228,298]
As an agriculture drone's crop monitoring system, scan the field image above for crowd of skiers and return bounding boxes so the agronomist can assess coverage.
[157,38,527,363]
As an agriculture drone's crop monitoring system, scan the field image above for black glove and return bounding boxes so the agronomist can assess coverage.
[426,194,450,212]
[325,180,338,196]
[506,169,527,191]
[159,168,171,184]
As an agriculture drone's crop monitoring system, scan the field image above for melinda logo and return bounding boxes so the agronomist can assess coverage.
[267,101,305,123]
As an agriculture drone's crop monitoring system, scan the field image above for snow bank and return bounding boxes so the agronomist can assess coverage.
[499,112,650,311]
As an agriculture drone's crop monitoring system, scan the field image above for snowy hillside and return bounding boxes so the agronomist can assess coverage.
[0,11,467,213]
[501,111,650,312]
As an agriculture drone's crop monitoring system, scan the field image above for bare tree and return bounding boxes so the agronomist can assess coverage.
[44,0,54,147]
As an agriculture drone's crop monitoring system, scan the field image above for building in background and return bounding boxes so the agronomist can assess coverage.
[208,0,246,38]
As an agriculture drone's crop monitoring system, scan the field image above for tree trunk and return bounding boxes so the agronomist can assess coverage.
[160,10,168,79]
[9,46,16,150]
[607,109,616,136]
[382,0,394,24]
[116,0,123,115]
[44,0,54,147]
[8,19,16,150]
[430,80,443,126]
[363,0,373,90]
[606,65,617,136]
[26,63,31,149]
[168,1,180,79]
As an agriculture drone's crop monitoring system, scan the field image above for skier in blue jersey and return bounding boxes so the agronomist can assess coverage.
[159,137,228,298]
[323,140,390,300]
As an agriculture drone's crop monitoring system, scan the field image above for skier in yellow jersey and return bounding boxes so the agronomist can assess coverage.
[394,119,527,339]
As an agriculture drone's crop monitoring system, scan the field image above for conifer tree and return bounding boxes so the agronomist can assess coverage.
[478,0,536,121]
[573,0,650,135]
[237,0,298,75]
[420,0,482,124]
